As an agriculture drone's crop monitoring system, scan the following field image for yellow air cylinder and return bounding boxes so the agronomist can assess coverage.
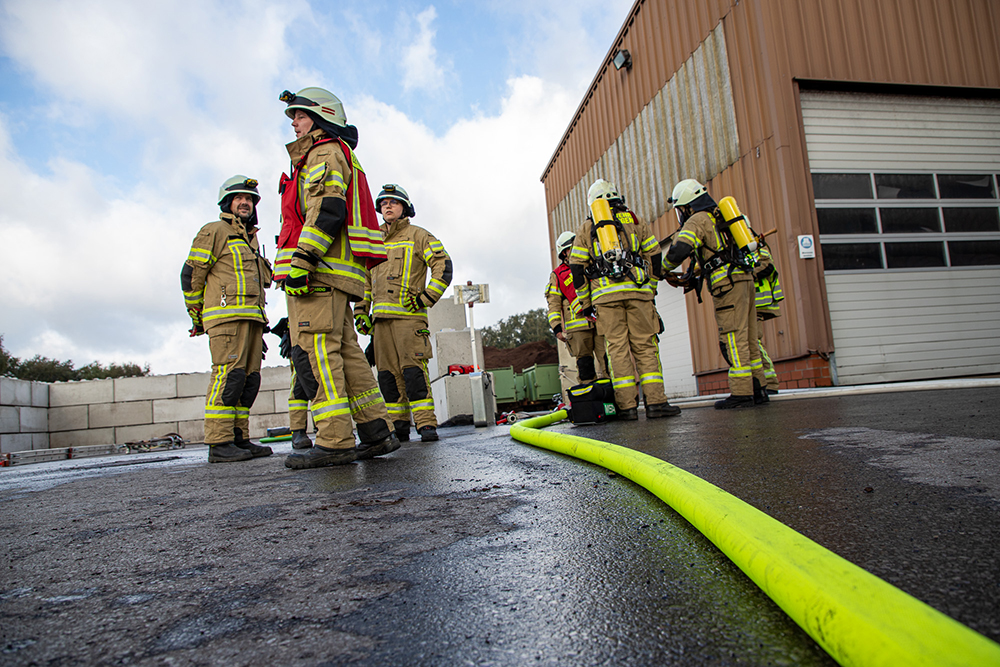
[718,196,758,252]
[590,199,621,253]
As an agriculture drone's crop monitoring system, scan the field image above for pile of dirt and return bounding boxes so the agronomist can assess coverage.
[484,340,559,373]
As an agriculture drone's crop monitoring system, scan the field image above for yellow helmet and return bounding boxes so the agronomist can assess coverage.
[279,87,347,127]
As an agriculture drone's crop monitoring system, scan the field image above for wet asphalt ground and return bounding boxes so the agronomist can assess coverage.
[2,384,999,666]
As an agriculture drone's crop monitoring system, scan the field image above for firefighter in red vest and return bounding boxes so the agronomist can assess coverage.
[275,87,398,468]
[546,231,608,384]
[182,176,273,462]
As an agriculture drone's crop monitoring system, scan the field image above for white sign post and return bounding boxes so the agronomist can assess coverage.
[453,281,490,371]
[453,282,492,426]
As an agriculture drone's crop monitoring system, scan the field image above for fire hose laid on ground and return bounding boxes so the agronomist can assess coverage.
[510,409,1000,667]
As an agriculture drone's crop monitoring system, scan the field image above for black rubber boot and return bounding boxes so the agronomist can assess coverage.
[356,433,401,460]
[208,442,253,463]
[233,428,272,457]
[291,430,312,450]
[715,395,755,410]
[284,446,356,469]
[753,378,770,405]
[645,402,681,418]
[393,420,411,442]
[618,407,639,421]
[417,425,439,442]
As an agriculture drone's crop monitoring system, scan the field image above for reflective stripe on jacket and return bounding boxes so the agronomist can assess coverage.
[668,210,752,294]
[568,211,659,306]
[284,130,370,299]
[354,217,451,320]
[546,266,591,333]
[183,213,271,329]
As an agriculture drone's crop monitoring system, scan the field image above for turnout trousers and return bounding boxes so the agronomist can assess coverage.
[284,296,309,432]
[757,316,779,391]
[564,328,609,382]
[372,318,436,430]
[713,280,765,396]
[595,298,666,410]
[204,320,264,444]
[288,288,391,450]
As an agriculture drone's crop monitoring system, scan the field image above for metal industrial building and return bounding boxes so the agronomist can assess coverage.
[541,0,1000,395]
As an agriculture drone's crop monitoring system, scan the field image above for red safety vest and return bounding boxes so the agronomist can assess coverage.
[275,138,386,280]
[554,262,577,303]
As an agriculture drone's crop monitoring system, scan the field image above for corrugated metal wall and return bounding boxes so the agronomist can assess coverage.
[548,24,739,241]
[541,0,1000,380]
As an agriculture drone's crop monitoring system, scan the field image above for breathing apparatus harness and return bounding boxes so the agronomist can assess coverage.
[676,194,759,297]
[584,202,650,288]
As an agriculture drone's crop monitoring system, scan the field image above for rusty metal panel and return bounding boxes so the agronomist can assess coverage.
[542,0,1000,379]
[548,23,740,245]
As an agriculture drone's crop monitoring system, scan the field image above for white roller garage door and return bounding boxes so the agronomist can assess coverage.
[801,91,1000,384]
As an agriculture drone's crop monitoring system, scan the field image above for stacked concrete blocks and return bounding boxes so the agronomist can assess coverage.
[45,366,298,449]
[0,378,50,453]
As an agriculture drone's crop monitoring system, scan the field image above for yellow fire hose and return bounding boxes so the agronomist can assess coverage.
[510,410,1000,667]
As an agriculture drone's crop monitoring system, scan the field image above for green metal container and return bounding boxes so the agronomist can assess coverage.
[522,363,561,402]
[487,366,516,403]
[514,373,527,403]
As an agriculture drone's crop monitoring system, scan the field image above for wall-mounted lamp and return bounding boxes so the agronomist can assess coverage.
[613,49,632,71]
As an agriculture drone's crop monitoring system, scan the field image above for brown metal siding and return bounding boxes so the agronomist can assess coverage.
[542,0,1000,377]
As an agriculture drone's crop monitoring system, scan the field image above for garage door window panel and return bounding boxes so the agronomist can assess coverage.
[879,208,941,234]
[884,242,946,268]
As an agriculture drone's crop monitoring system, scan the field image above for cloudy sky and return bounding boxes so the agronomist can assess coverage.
[0,0,633,375]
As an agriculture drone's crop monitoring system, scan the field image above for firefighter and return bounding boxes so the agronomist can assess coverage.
[568,179,681,420]
[661,178,767,408]
[354,184,452,443]
[267,317,313,449]
[546,231,608,384]
[753,242,784,394]
[275,87,399,468]
[182,175,273,462]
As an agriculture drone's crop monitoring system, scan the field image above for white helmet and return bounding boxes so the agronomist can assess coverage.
[280,87,347,127]
[669,179,707,207]
[217,175,260,207]
[556,231,576,257]
[587,179,621,206]
[375,183,415,218]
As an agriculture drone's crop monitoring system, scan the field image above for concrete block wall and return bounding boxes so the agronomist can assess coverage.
[0,366,302,453]
[0,378,50,453]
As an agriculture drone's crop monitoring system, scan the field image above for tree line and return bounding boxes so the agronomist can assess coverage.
[481,308,555,349]
[0,335,149,383]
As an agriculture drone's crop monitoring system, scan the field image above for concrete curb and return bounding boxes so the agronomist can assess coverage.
[668,377,1000,410]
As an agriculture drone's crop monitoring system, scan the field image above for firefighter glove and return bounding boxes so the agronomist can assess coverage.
[355,313,372,336]
[404,291,425,312]
[188,323,204,337]
[581,306,597,321]
[285,266,310,296]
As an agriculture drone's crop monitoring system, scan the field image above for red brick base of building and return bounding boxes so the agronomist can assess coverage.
[696,354,834,396]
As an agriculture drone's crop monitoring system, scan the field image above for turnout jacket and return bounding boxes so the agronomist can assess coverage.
[182,213,272,331]
[662,210,752,296]
[568,211,659,308]
[285,129,371,300]
[545,265,592,334]
[355,216,451,320]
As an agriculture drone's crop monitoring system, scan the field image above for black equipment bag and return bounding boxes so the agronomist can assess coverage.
[567,378,617,424]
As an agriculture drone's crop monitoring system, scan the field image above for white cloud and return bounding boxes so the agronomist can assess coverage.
[0,0,620,376]
[400,6,448,93]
